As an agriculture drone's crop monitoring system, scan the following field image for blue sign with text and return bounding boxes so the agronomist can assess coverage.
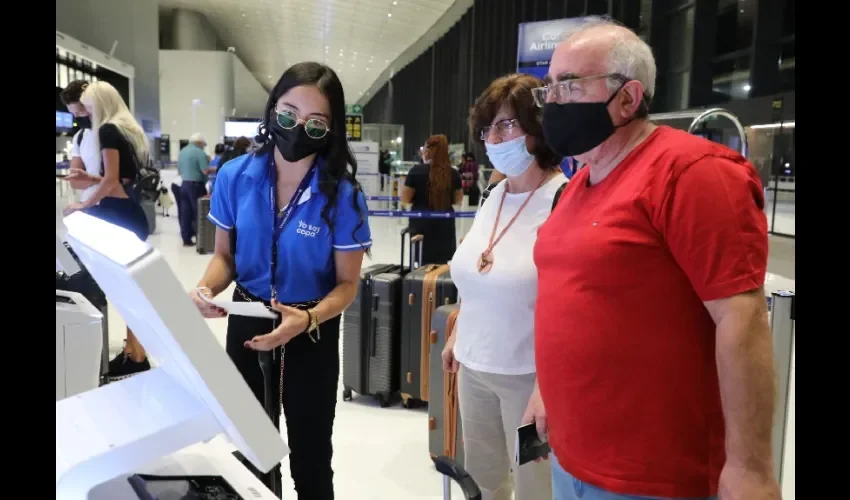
[516,18,588,79]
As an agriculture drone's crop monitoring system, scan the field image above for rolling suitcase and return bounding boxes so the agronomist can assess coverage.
[399,246,458,408]
[428,304,463,462]
[342,228,422,406]
[196,196,216,254]
[433,455,482,500]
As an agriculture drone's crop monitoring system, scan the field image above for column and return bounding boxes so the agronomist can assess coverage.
[749,0,784,97]
[688,0,718,107]
[172,8,218,52]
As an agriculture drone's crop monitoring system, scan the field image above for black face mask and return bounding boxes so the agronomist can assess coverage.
[542,82,635,157]
[76,116,92,129]
[270,122,328,163]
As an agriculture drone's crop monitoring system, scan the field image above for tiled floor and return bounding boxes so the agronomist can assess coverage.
[97,210,466,499]
[61,187,794,499]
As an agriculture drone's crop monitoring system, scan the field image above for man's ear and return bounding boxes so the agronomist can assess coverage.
[619,81,645,118]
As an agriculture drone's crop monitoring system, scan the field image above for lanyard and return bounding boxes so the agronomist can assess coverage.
[269,157,315,301]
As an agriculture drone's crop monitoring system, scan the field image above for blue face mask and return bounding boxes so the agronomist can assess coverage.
[485,135,534,177]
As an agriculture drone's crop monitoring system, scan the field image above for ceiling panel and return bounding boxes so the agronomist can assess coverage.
[159,0,457,102]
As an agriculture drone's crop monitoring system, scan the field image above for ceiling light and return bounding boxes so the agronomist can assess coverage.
[388,13,392,17]
[366,68,370,71]
[393,0,397,4]
[241,13,246,17]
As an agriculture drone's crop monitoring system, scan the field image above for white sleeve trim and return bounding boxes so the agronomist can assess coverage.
[207,213,232,230]
[333,240,372,250]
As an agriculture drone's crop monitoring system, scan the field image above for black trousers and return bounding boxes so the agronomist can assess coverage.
[178,180,206,245]
[227,287,340,500]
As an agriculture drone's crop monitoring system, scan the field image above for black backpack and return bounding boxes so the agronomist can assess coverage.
[480,179,567,212]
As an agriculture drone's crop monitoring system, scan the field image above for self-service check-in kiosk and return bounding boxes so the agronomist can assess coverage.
[57,211,288,499]
[56,211,102,401]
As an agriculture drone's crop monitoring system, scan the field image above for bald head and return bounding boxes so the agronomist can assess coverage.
[549,18,656,102]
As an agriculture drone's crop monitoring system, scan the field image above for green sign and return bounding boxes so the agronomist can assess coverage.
[345,114,363,141]
[345,104,363,114]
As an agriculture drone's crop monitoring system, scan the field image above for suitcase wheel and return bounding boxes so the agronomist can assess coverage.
[376,392,391,408]
[342,387,353,402]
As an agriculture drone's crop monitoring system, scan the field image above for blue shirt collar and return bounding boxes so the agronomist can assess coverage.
[245,151,323,205]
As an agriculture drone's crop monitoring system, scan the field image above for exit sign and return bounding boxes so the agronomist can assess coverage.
[345,104,363,114]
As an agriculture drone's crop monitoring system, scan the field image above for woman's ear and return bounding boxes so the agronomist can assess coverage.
[525,135,536,154]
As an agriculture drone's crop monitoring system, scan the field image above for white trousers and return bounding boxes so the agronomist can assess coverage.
[458,365,552,500]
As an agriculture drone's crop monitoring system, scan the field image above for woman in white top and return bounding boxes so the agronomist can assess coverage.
[444,73,566,500]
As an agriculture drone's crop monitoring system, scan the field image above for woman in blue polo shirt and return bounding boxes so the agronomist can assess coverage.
[190,62,371,499]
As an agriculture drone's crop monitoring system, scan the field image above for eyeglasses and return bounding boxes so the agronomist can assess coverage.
[275,108,330,139]
[479,118,520,141]
[531,73,628,107]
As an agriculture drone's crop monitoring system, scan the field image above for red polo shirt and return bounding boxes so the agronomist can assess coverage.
[534,126,768,498]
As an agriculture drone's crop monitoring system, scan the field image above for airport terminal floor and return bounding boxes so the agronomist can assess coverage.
[56,184,795,499]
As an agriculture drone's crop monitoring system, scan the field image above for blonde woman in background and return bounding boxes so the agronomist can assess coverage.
[63,80,152,380]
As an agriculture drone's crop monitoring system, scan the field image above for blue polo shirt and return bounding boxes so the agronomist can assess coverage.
[208,151,372,302]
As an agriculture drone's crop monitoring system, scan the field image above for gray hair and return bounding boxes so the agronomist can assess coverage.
[564,17,656,100]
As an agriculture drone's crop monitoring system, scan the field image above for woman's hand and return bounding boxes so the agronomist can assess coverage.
[442,333,459,373]
[189,287,227,318]
[63,202,86,216]
[244,300,310,351]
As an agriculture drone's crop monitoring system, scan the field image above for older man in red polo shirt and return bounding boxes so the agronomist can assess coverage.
[521,18,781,500]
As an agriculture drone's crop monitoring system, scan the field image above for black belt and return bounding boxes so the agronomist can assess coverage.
[233,283,322,311]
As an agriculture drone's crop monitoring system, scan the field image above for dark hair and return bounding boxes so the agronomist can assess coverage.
[214,143,226,155]
[424,135,453,211]
[256,62,366,249]
[233,136,251,151]
[469,73,563,170]
[60,80,89,106]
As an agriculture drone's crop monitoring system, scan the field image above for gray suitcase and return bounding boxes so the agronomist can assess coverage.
[196,197,216,254]
[428,303,463,463]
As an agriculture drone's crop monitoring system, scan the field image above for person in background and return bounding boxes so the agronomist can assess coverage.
[189,62,371,499]
[177,133,214,247]
[379,149,392,191]
[62,80,152,380]
[61,80,101,204]
[532,18,780,500]
[443,73,564,500]
[218,135,252,168]
[459,152,481,206]
[401,135,463,264]
[208,143,225,195]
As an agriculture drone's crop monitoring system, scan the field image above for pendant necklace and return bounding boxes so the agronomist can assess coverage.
[477,174,547,274]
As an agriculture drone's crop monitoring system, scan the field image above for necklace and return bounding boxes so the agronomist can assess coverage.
[477,174,548,274]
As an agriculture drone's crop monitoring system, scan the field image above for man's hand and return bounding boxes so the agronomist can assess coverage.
[520,382,548,461]
[718,463,781,500]
[244,300,309,351]
[65,167,96,189]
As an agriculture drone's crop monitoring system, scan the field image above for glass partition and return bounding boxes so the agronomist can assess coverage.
[746,122,795,237]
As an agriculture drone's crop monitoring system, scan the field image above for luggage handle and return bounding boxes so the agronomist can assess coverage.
[432,455,482,500]
[401,227,424,271]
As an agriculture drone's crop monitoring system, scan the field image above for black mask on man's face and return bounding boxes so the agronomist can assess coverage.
[542,81,640,157]
[270,122,328,163]
[75,116,92,129]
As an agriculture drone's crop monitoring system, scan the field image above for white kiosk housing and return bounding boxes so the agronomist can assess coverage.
[56,205,102,401]
[56,212,288,499]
